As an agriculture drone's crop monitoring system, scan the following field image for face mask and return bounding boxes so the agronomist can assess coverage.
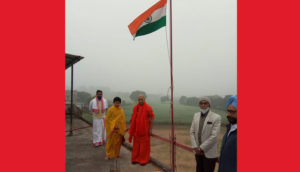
[200,108,209,114]
[97,96,102,100]
[227,116,237,124]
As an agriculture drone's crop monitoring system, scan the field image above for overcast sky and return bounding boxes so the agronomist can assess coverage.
[65,0,237,97]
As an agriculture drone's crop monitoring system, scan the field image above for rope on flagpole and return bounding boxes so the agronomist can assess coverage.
[164,3,172,130]
[165,27,171,65]
[165,26,172,137]
[164,1,170,65]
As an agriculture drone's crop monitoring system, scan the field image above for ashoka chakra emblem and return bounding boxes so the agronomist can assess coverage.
[144,16,152,24]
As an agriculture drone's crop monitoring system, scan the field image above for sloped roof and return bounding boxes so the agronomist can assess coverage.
[65,53,84,70]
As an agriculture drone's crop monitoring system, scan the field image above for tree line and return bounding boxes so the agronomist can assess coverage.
[178,95,234,110]
[72,90,234,111]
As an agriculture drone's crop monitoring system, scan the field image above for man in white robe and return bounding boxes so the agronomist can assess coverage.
[89,90,108,147]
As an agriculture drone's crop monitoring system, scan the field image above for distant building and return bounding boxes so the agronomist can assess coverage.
[65,90,78,104]
[65,90,87,109]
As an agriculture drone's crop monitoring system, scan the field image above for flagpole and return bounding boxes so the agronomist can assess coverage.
[169,0,175,171]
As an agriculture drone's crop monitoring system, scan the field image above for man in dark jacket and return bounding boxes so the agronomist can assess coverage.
[218,96,237,172]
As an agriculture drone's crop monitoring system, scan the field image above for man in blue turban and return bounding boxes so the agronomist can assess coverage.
[218,96,237,172]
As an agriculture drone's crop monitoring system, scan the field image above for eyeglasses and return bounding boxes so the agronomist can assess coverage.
[227,110,237,114]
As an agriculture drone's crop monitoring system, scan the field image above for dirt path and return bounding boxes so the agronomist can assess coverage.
[134,124,226,172]
[153,125,226,172]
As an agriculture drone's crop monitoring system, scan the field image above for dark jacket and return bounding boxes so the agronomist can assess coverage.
[218,124,237,172]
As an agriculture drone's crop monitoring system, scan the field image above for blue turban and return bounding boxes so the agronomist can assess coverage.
[226,96,237,109]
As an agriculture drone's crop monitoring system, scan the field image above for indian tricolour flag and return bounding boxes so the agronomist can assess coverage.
[128,0,167,39]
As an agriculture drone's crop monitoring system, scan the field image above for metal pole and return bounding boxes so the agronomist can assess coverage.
[69,64,74,136]
[169,0,175,171]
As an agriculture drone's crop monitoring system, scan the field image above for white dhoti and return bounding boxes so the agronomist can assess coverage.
[89,97,108,144]
[93,118,106,144]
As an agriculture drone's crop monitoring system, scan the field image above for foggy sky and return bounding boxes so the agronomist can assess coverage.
[65,0,237,97]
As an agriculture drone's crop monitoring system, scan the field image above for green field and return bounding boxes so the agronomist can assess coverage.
[82,102,228,126]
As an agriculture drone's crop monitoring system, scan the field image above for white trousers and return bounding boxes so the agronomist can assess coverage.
[93,118,106,144]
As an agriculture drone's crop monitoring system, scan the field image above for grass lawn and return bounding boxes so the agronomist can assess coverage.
[82,102,228,125]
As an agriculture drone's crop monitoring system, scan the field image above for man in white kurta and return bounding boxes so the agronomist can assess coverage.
[89,90,108,147]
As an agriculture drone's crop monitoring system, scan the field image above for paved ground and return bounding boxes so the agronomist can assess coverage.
[66,118,160,172]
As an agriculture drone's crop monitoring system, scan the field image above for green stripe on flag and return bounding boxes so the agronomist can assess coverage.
[135,16,166,37]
